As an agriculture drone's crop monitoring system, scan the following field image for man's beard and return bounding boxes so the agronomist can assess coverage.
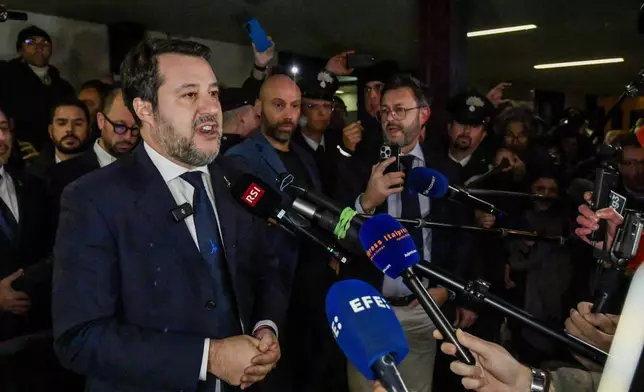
[0,142,10,165]
[262,112,295,143]
[55,135,86,155]
[383,117,421,148]
[452,135,472,151]
[155,112,220,167]
[104,140,136,158]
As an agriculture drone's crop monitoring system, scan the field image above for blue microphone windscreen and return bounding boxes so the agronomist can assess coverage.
[407,167,449,199]
[325,279,409,380]
[359,213,420,279]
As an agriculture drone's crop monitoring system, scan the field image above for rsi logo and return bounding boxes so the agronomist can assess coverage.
[331,316,343,338]
[242,183,264,207]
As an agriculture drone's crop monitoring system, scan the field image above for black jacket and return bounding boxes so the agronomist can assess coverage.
[0,58,74,150]
[0,169,54,343]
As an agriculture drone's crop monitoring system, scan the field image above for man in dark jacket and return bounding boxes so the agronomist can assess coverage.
[0,26,75,151]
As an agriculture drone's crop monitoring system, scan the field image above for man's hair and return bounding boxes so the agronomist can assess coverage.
[120,38,211,126]
[493,106,537,139]
[381,74,431,107]
[48,97,90,125]
[16,25,51,52]
[102,84,124,114]
[79,79,111,106]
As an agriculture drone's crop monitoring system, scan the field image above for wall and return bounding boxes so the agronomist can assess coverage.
[598,96,644,131]
[0,11,257,89]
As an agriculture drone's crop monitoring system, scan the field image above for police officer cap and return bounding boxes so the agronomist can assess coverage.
[447,91,493,126]
[299,70,338,102]
[219,87,256,112]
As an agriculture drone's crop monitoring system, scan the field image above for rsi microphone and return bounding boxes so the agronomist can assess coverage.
[325,279,410,392]
[229,173,351,264]
[358,213,476,365]
[407,167,507,217]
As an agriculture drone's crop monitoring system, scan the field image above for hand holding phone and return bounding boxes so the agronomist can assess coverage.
[380,144,401,175]
[346,53,376,69]
[244,18,272,53]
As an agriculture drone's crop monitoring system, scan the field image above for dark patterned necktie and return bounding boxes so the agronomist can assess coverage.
[399,155,424,252]
[180,171,241,337]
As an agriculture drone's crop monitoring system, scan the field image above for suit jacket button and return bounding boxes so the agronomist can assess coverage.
[205,300,217,310]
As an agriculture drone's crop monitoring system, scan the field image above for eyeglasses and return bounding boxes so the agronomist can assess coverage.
[101,113,140,136]
[305,102,334,112]
[379,106,424,121]
[505,132,528,141]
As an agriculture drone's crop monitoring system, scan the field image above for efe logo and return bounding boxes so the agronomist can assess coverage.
[242,183,265,207]
[331,316,343,338]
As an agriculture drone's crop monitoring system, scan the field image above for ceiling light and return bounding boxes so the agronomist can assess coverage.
[336,90,344,94]
[467,24,537,37]
[534,58,624,69]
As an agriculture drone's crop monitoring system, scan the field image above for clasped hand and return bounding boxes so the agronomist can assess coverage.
[208,328,280,389]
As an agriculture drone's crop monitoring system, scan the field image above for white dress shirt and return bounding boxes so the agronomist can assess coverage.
[143,142,277,383]
[93,139,117,168]
[0,165,19,223]
[448,150,472,167]
[301,132,325,151]
[355,142,431,298]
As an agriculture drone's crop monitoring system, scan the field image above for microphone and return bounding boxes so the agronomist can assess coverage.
[0,6,28,22]
[408,167,507,217]
[358,213,476,365]
[229,173,351,264]
[277,172,348,215]
[464,158,511,188]
[325,279,410,392]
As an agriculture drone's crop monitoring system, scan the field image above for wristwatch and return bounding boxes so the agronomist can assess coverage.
[530,368,550,392]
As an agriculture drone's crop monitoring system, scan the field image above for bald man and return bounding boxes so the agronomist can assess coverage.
[226,75,347,392]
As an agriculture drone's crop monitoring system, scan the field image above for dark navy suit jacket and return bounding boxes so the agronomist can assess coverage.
[52,145,286,392]
[225,131,322,291]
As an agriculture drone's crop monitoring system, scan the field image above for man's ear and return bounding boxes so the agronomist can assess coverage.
[420,106,431,126]
[133,98,154,128]
[48,125,54,141]
[96,112,105,132]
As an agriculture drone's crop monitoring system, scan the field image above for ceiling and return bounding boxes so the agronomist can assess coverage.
[9,0,644,95]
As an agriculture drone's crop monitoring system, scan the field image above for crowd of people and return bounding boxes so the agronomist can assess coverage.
[0,23,641,392]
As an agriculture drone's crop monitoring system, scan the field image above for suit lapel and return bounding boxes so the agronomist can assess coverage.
[291,142,323,191]
[207,162,238,272]
[129,146,206,272]
[250,132,287,178]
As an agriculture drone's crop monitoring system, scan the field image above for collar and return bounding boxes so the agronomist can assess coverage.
[93,139,117,168]
[448,150,472,167]
[143,141,209,183]
[403,142,425,163]
[0,165,5,179]
[301,131,325,151]
[28,64,49,79]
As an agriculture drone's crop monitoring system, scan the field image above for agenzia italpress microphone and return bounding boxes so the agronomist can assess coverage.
[326,279,410,392]
[407,167,507,217]
[359,213,476,365]
[229,173,351,264]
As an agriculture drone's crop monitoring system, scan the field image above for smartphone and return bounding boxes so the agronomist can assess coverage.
[503,82,534,102]
[380,144,401,175]
[347,53,376,69]
[243,18,271,52]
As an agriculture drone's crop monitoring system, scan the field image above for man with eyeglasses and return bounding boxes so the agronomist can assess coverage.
[292,71,348,196]
[48,86,139,211]
[0,26,74,151]
[338,74,467,392]
[613,133,644,211]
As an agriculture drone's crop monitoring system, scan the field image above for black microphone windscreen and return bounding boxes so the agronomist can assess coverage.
[230,173,282,219]
[566,178,594,204]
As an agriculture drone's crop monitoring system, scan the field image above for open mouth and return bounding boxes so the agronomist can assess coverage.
[196,122,220,136]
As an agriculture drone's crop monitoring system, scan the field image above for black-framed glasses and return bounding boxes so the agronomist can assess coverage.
[379,106,424,121]
[24,38,50,47]
[101,113,140,136]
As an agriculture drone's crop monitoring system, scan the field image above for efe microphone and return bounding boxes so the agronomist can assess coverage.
[359,213,475,365]
[230,173,351,264]
[326,279,410,392]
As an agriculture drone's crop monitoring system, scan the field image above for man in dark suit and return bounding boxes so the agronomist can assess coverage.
[28,97,91,181]
[226,74,346,392]
[292,73,350,196]
[0,105,60,391]
[49,86,139,202]
[52,38,286,392]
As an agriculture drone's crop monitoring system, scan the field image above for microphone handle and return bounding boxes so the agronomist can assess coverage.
[280,212,352,264]
[371,354,409,392]
[401,268,476,365]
